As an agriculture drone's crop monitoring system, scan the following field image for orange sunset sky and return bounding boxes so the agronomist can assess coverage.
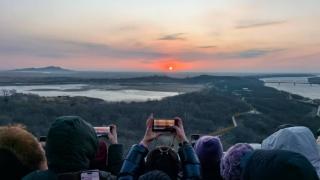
[0,0,320,72]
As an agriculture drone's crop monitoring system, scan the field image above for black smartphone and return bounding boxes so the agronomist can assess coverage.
[191,134,201,146]
[39,136,47,142]
[152,119,176,132]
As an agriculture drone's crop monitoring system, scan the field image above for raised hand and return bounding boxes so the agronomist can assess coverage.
[173,117,188,143]
[140,113,162,148]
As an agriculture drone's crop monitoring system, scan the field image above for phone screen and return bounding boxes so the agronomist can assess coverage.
[152,119,176,132]
[94,127,111,137]
[81,170,99,180]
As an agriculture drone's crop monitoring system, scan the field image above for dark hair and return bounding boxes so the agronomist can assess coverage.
[139,170,171,180]
[145,146,180,180]
[275,124,295,132]
[317,128,320,137]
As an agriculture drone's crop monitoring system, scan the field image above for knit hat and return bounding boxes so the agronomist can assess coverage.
[194,136,223,180]
[220,143,254,180]
[242,150,319,180]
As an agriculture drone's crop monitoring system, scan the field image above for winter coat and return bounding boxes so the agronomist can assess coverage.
[23,116,120,180]
[118,143,201,180]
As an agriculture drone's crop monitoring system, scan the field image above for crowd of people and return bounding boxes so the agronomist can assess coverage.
[1,115,320,180]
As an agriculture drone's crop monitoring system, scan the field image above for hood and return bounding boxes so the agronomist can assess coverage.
[46,116,98,173]
[262,126,320,176]
[241,150,319,180]
[194,136,223,180]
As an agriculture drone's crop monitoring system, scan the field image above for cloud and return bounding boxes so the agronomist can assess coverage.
[228,49,282,58]
[235,20,287,29]
[0,37,168,60]
[158,33,186,40]
[197,45,217,49]
[179,48,283,61]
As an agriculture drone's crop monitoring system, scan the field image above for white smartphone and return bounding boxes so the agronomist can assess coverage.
[81,170,100,180]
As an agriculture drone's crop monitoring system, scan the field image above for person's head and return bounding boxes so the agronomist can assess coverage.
[0,125,47,180]
[220,143,254,180]
[275,124,295,132]
[145,146,180,179]
[46,116,98,173]
[262,126,320,176]
[241,150,319,180]
[139,170,171,180]
[194,136,223,180]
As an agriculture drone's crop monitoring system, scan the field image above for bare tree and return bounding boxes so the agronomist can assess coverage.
[1,89,16,103]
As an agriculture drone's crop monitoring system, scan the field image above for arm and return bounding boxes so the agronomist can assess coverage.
[107,144,124,175]
[106,125,124,175]
[118,114,162,180]
[178,143,201,180]
[118,144,148,180]
[173,117,201,180]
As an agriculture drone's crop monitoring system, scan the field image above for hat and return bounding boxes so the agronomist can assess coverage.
[220,143,253,180]
[194,136,223,179]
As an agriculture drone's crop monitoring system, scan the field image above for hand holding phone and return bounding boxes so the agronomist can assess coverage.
[94,125,118,144]
[94,126,111,138]
[140,114,163,148]
[152,119,176,132]
[171,117,188,143]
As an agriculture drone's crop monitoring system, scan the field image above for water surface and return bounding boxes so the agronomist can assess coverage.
[261,76,320,100]
[0,84,180,102]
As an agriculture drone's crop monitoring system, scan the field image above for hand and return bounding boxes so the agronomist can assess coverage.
[107,124,118,144]
[140,114,162,148]
[173,117,188,143]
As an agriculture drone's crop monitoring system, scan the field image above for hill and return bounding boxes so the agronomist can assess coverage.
[12,66,73,73]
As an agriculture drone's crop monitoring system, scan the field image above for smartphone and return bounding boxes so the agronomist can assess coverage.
[191,134,201,147]
[152,119,176,132]
[39,136,47,142]
[39,136,47,148]
[94,126,112,138]
[81,170,99,180]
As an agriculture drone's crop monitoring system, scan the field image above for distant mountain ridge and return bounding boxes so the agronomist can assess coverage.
[12,66,73,73]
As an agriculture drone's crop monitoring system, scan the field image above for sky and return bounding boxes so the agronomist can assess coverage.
[0,0,320,72]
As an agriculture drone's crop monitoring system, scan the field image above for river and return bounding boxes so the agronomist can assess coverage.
[0,84,180,102]
[261,76,320,100]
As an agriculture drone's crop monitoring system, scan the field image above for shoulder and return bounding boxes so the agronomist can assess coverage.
[23,170,57,180]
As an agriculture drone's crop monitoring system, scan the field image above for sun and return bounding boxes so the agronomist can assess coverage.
[168,66,173,71]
